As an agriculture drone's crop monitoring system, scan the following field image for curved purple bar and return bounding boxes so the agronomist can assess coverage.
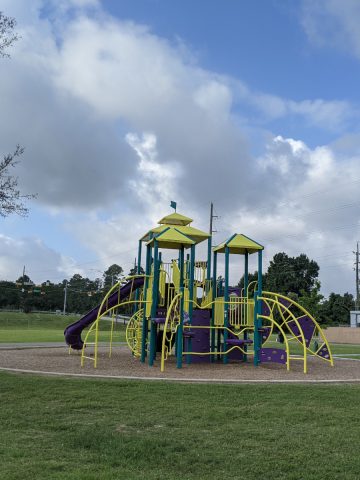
[64,276,144,350]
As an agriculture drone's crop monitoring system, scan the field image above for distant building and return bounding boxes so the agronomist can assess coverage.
[350,311,360,327]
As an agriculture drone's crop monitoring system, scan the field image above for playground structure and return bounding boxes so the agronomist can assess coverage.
[64,209,333,373]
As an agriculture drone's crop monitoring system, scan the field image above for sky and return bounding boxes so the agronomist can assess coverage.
[0,0,360,295]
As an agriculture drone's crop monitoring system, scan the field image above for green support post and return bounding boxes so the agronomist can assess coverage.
[243,251,249,362]
[211,251,217,362]
[186,244,195,365]
[254,250,263,366]
[176,247,185,369]
[134,240,142,313]
[141,244,151,362]
[149,240,159,366]
[206,236,212,281]
[253,290,259,366]
[223,246,230,364]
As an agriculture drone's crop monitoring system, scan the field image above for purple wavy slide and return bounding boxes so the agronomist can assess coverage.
[64,276,144,350]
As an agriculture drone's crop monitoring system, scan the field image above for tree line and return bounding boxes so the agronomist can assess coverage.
[0,264,133,314]
[0,253,354,325]
[238,252,353,326]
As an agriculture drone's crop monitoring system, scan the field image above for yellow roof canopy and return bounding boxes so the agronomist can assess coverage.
[141,212,210,245]
[146,227,195,250]
[158,212,193,226]
[213,234,264,255]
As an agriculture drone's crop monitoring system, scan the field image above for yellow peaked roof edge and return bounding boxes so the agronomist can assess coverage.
[140,212,210,244]
[158,212,193,226]
[146,226,195,249]
[213,233,264,254]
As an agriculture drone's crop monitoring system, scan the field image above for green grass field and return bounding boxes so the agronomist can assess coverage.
[1,312,360,359]
[1,372,360,479]
[0,311,127,343]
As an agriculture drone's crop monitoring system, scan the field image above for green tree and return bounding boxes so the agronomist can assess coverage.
[320,292,354,325]
[0,13,35,217]
[265,252,319,296]
[103,264,123,289]
[0,280,20,308]
[16,274,33,285]
[297,281,325,321]
[238,271,265,295]
[0,11,19,57]
[128,265,145,277]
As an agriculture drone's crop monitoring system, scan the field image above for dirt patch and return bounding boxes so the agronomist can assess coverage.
[0,345,359,383]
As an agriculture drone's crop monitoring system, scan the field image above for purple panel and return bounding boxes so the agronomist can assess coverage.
[183,309,211,363]
[262,303,271,317]
[229,287,241,296]
[259,327,271,343]
[227,329,249,361]
[278,297,292,309]
[152,318,166,325]
[287,315,316,348]
[228,349,244,361]
[260,348,287,364]
[226,338,253,346]
[317,343,330,360]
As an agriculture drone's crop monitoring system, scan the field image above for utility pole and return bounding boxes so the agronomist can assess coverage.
[354,242,360,310]
[209,202,218,238]
[63,280,68,315]
[207,202,219,279]
[22,265,25,292]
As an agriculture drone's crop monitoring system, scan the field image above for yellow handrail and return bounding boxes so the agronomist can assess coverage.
[160,293,182,372]
[258,296,307,372]
[262,291,334,366]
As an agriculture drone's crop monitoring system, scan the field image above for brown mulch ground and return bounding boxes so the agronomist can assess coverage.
[0,346,359,382]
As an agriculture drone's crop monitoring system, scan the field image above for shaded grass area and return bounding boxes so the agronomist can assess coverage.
[1,372,360,480]
[0,312,126,343]
[265,336,360,358]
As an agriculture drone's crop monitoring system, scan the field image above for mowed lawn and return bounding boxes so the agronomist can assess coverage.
[0,312,360,358]
[0,372,360,480]
[0,311,127,343]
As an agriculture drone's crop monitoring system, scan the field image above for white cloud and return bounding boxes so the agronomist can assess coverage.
[0,0,358,297]
[224,135,360,294]
[0,234,83,283]
[301,0,360,59]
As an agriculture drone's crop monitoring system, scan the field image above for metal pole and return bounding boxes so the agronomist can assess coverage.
[186,244,195,365]
[141,244,151,362]
[63,280,68,315]
[356,242,359,310]
[207,202,218,280]
[243,252,249,361]
[134,240,142,313]
[254,250,263,366]
[149,240,159,366]
[223,246,230,364]
[211,251,217,361]
[177,246,185,368]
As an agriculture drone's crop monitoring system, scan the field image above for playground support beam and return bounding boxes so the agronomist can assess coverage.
[211,251,217,362]
[186,244,195,365]
[223,246,229,364]
[141,243,151,362]
[254,249,263,367]
[243,252,249,361]
[207,236,212,281]
[177,246,185,368]
[149,239,159,366]
[137,240,142,275]
[134,240,142,313]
